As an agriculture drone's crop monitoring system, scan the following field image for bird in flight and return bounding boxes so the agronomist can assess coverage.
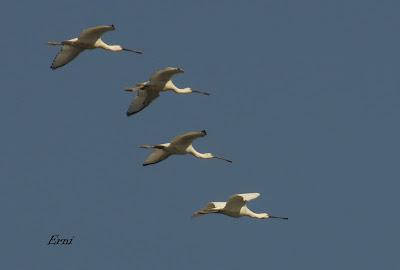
[48,25,142,70]
[125,67,210,116]
[139,130,231,166]
[193,193,288,220]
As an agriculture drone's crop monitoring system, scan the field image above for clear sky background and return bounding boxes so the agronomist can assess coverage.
[1,0,399,269]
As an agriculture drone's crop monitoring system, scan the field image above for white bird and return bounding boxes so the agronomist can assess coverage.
[48,25,142,70]
[193,193,288,220]
[139,130,231,166]
[125,67,210,116]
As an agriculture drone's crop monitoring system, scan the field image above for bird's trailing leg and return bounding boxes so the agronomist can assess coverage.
[124,83,146,92]
[139,144,166,150]
[192,209,220,218]
[47,41,62,46]
[124,87,140,92]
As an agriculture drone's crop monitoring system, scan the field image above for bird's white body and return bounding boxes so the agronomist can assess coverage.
[125,67,210,116]
[139,130,231,166]
[48,25,142,69]
[193,193,288,220]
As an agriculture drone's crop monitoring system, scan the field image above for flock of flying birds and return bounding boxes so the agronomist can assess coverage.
[48,25,288,221]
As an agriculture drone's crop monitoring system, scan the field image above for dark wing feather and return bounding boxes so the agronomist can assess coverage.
[126,90,160,116]
[51,45,83,70]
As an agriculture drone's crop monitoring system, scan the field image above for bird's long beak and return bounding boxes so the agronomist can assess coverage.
[269,215,288,220]
[122,47,143,54]
[192,90,211,96]
[213,156,232,163]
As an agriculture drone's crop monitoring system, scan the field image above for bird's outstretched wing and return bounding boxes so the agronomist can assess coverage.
[143,149,171,166]
[192,202,226,217]
[170,130,207,147]
[149,67,183,83]
[126,90,160,116]
[51,45,83,70]
[78,25,115,44]
[225,193,260,211]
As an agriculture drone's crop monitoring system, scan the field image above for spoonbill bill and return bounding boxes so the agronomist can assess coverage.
[48,25,142,70]
[139,130,231,166]
[193,193,288,220]
[125,67,210,116]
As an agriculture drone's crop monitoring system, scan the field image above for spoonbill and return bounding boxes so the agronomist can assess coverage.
[125,67,210,116]
[139,130,231,166]
[193,193,288,220]
[48,25,142,70]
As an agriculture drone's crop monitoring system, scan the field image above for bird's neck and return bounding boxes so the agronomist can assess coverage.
[164,81,192,93]
[187,146,213,159]
[105,44,122,52]
[254,213,268,219]
[96,39,121,51]
[244,208,268,219]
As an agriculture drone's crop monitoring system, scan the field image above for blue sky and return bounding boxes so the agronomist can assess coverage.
[1,0,400,269]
